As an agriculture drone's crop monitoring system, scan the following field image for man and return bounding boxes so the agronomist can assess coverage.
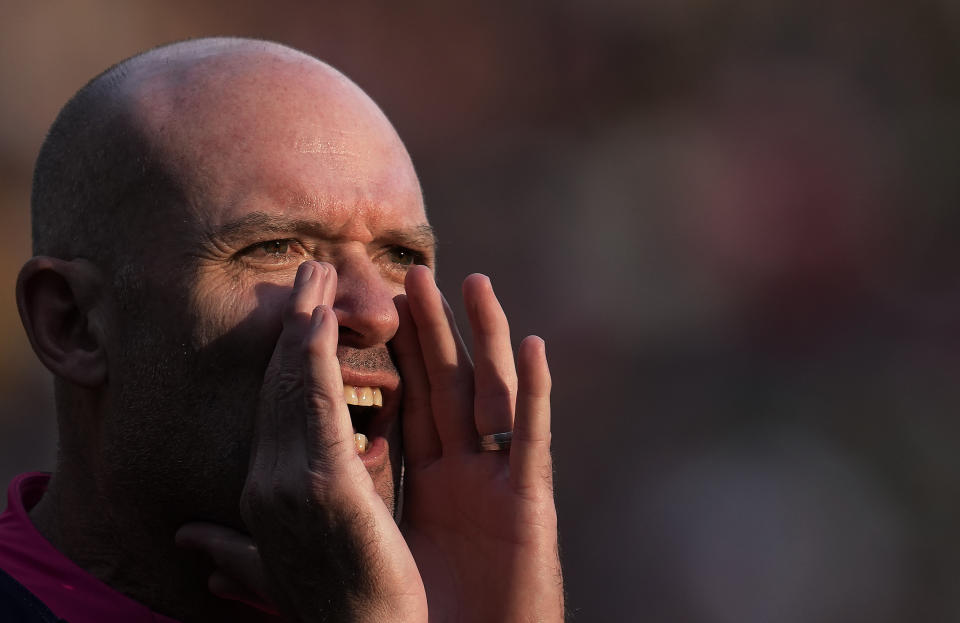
[0,37,563,622]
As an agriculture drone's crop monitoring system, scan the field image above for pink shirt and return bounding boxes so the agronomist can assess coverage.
[0,472,181,623]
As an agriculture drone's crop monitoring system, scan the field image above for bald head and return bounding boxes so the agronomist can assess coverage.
[24,36,428,532]
[20,41,434,615]
[31,38,412,276]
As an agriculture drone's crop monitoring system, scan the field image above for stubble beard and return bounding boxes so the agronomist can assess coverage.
[105,282,403,534]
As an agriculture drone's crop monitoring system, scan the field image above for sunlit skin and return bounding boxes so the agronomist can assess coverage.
[129,47,430,514]
[18,39,563,622]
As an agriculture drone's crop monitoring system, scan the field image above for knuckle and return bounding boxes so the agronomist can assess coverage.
[526,383,551,401]
[281,296,306,327]
[479,360,517,387]
[305,461,356,505]
[311,436,353,470]
[303,327,328,358]
[434,369,474,397]
[514,428,552,447]
[303,383,340,413]
[269,369,302,399]
[477,384,515,405]
[421,309,453,335]
[474,319,509,339]
[271,478,307,515]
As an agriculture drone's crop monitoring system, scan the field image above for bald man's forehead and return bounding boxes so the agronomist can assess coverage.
[119,43,412,182]
[106,40,424,252]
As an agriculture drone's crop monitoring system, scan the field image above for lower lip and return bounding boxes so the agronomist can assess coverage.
[360,435,388,468]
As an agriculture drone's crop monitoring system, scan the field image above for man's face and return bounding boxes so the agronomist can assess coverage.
[100,52,433,529]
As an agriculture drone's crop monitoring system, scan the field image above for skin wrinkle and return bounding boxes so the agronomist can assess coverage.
[293,123,379,188]
[294,136,356,157]
[204,211,438,259]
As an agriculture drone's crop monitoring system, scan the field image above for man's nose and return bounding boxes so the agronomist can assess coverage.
[331,258,400,348]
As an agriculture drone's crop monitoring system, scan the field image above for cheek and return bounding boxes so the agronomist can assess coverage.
[188,271,293,361]
[102,270,298,525]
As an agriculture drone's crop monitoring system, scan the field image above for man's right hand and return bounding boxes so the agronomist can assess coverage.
[178,260,427,622]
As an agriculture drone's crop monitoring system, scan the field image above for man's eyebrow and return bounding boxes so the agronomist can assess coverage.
[209,212,437,253]
[381,224,438,254]
[211,212,313,240]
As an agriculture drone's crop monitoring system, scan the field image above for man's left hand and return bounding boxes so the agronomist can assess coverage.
[393,266,564,622]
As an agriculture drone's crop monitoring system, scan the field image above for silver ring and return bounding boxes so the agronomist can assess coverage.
[479,431,513,452]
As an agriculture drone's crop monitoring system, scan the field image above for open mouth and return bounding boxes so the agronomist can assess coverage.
[343,384,383,455]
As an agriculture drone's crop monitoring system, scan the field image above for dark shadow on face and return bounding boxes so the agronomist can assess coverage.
[107,277,403,535]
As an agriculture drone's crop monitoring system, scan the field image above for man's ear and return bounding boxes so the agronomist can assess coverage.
[16,256,108,387]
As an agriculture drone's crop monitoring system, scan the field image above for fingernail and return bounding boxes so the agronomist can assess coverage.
[295,261,315,286]
[311,305,327,326]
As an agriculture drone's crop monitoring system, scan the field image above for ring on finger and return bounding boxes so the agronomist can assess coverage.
[479,431,513,452]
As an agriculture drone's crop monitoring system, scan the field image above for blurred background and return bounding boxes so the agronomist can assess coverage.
[3,1,960,621]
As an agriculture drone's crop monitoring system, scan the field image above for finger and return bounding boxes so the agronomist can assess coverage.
[509,336,553,495]
[405,265,476,454]
[273,263,338,464]
[392,294,441,467]
[275,261,336,370]
[250,263,330,483]
[302,304,360,472]
[463,274,517,436]
[318,262,337,307]
[175,522,269,601]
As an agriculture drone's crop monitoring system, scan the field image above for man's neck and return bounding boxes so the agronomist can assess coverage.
[29,467,271,623]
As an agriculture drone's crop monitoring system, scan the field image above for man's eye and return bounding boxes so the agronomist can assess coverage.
[386,246,423,266]
[260,240,289,254]
[240,239,299,262]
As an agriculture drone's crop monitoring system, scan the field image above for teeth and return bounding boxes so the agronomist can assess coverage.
[357,387,373,406]
[342,385,383,407]
[354,433,369,454]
